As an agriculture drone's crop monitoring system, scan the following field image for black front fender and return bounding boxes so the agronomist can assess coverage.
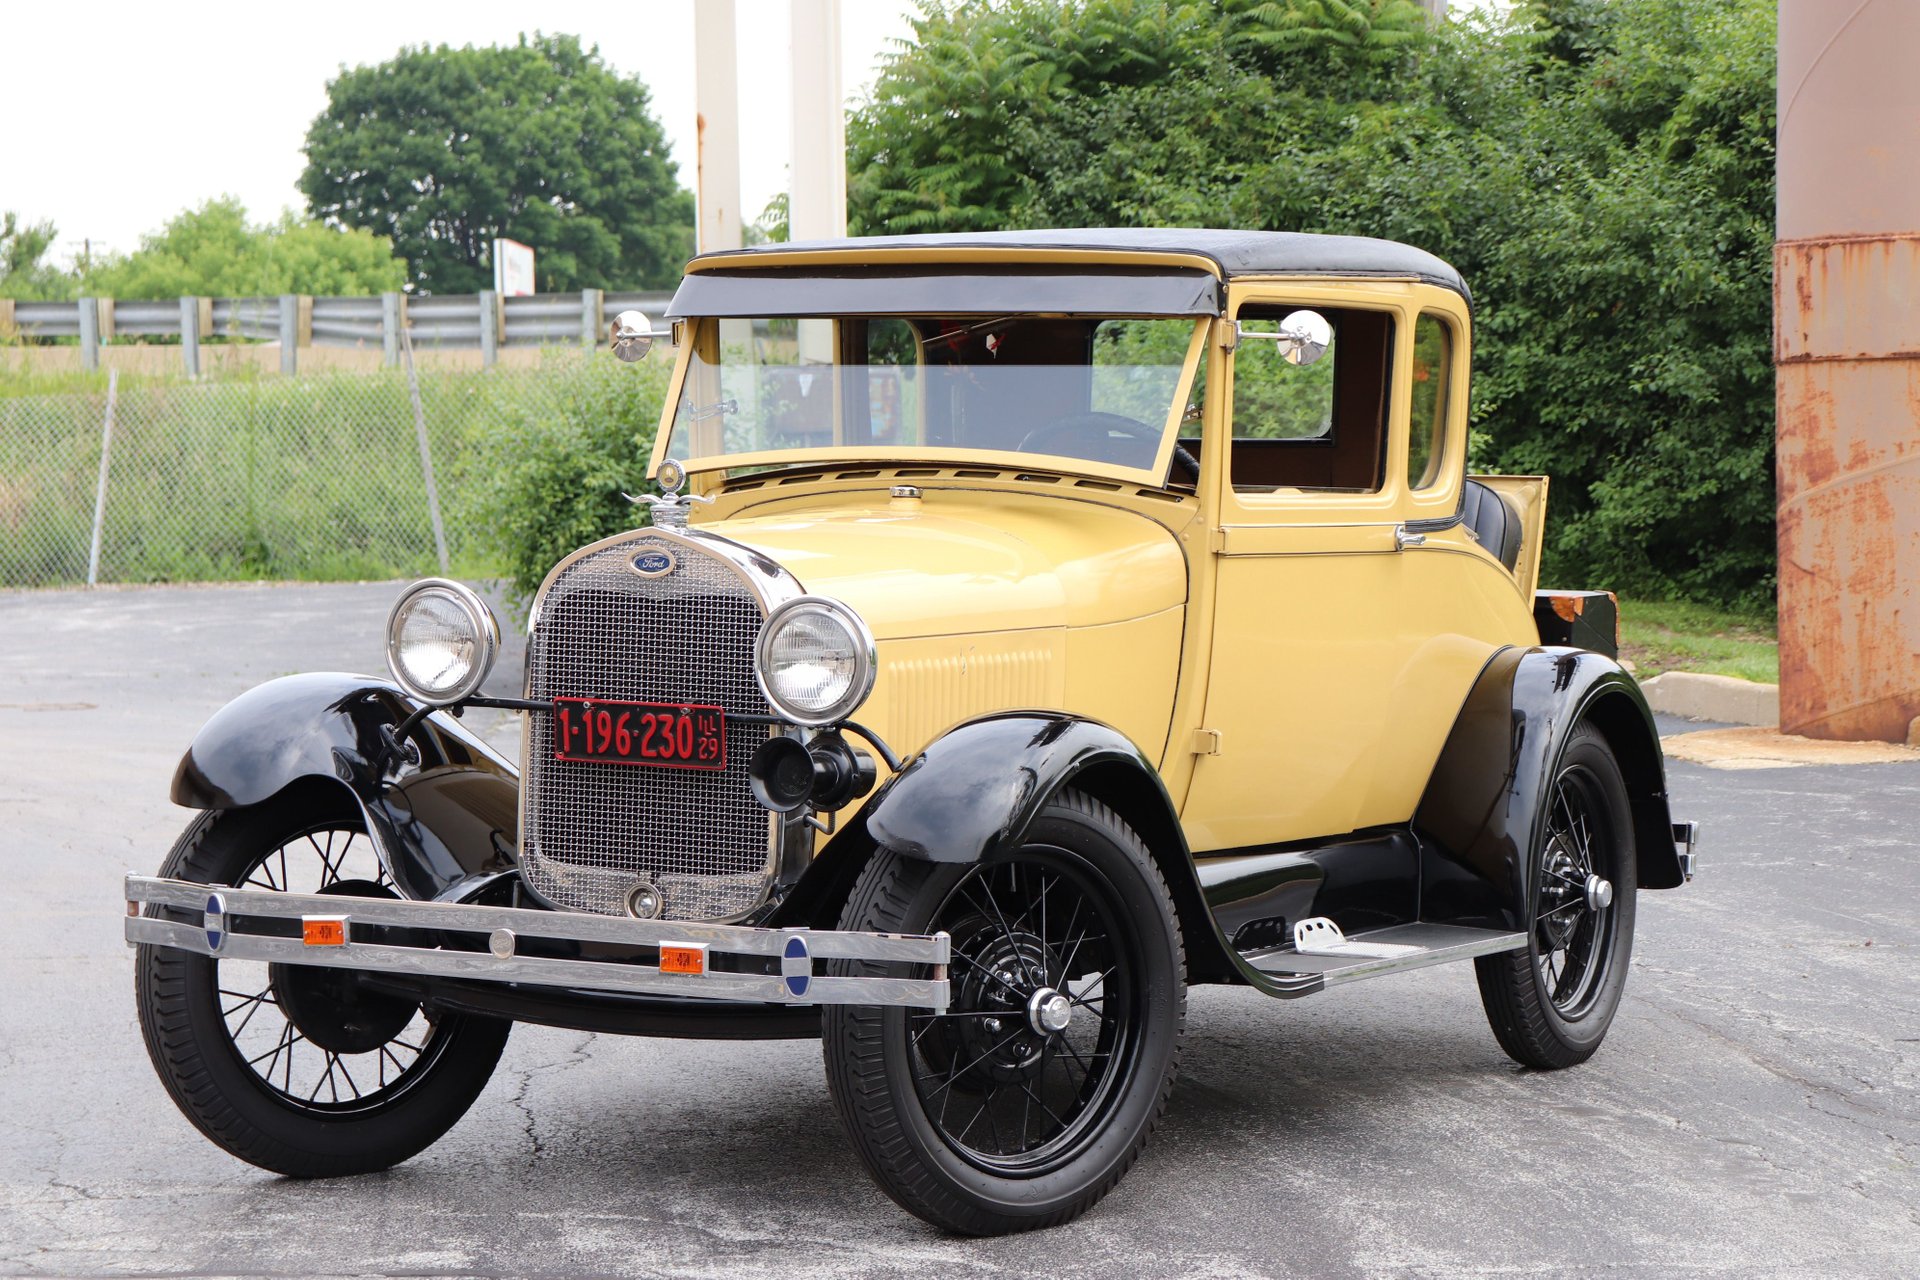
[864,713,1169,864]
[1414,647,1682,933]
[172,672,520,902]
[849,712,1240,984]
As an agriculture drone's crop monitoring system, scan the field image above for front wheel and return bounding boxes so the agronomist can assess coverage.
[823,789,1185,1235]
[135,789,510,1176]
[1475,721,1639,1069]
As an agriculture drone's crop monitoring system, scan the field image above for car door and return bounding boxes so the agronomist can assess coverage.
[1178,282,1534,854]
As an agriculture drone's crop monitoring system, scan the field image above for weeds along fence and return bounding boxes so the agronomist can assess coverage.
[0,350,660,589]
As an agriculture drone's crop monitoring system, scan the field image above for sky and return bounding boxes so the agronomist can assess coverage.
[0,0,920,268]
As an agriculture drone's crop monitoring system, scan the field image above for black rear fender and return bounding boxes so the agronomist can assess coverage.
[1415,647,1683,933]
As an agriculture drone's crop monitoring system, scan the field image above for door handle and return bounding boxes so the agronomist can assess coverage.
[1394,525,1427,551]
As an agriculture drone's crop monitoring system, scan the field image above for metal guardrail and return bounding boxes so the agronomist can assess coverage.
[0,288,677,374]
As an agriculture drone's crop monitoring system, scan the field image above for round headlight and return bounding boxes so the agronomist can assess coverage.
[385,579,500,706]
[755,596,876,727]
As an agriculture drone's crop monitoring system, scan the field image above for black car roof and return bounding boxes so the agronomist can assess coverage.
[691,228,1469,299]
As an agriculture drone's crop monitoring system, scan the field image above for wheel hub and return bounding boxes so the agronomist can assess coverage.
[1539,844,1586,948]
[1584,873,1614,911]
[943,925,1061,1087]
[1028,987,1072,1035]
[268,878,419,1055]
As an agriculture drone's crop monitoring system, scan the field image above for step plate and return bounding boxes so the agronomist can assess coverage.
[1246,923,1526,987]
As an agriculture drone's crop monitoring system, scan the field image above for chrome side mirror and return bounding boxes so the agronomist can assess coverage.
[1233,309,1333,367]
[610,310,656,363]
[1276,310,1332,366]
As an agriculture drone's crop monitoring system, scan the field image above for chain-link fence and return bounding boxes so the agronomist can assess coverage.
[0,352,602,589]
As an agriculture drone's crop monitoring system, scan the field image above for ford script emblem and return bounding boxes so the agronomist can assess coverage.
[631,548,677,578]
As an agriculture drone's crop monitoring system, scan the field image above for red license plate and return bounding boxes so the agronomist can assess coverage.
[553,698,727,771]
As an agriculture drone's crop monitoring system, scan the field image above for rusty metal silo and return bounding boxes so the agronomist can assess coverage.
[1775,0,1920,743]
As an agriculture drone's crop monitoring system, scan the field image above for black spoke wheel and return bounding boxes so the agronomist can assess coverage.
[135,788,510,1176]
[1475,721,1638,1069]
[824,789,1184,1235]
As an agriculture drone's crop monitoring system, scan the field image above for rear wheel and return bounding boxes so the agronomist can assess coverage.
[135,789,510,1176]
[1475,722,1638,1069]
[823,789,1185,1234]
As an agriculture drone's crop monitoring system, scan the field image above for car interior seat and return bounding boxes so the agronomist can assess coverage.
[1461,479,1523,572]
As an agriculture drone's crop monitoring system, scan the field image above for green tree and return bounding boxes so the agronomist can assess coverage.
[848,0,1778,609]
[0,212,74,301]
[301,33,695,294]
[1227,0,1434,81]
[82,198,405,299]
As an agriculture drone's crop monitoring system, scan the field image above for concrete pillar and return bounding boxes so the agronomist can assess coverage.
[790,0,845,368]
[695,0,744,254]
[1776,0,1920,743]
[789,0,847,245]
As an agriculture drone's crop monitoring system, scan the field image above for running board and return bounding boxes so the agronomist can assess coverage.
[1243,922,1526,993]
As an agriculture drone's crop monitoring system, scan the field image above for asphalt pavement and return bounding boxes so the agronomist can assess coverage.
[1,582,1916,1278]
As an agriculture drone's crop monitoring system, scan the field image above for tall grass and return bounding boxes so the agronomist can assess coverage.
[0,353,651,588]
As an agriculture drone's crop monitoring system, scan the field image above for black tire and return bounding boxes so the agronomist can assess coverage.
[1475,721,1638,1069]
[823,788,1185,1235]
[135,789,510,1177]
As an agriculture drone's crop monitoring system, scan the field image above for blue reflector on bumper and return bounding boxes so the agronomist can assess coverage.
[782,934,811,998]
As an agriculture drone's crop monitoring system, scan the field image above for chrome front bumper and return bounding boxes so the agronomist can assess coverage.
[124,875,950,1011]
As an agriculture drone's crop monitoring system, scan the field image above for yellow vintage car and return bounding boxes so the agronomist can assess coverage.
[130,230,1696,1235]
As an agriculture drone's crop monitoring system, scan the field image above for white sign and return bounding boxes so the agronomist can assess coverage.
[493,238,536,296]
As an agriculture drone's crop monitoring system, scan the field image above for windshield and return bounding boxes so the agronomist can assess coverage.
[663,315,1206,481]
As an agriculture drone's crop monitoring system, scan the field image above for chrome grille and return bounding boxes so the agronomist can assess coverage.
[522,533,777,920]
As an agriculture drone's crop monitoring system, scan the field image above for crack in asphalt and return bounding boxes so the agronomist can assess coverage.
[1637,992,1920,1174]
[503,1031,598,1165]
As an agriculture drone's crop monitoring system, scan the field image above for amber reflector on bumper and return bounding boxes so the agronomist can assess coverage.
[302,916,347,947]
[659,943,708,976]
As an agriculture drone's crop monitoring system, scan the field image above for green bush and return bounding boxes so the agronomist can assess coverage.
[477,352,671,605]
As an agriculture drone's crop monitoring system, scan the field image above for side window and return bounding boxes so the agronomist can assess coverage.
[865,318,921,445]
[1229,305,1392,493]
[1407,314,1452,490]
[1231,314,1336,441]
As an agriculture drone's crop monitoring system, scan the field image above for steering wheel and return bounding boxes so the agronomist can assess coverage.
[1017,412,1201,483]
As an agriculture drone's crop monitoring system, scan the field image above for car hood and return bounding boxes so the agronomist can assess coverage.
[707,491,1188,639]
